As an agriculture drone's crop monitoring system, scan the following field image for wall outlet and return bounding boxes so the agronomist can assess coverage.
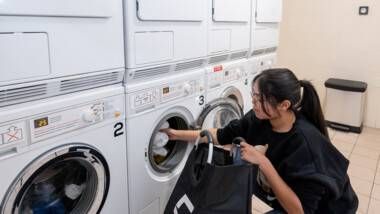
[359,6,369,15]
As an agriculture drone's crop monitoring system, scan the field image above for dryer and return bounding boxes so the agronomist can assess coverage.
[249,0,282,57]
[125,69,206,214]
[124,0,208,81]
[206,0,251,65]
[0,0,125,87]
[0,86,128,214]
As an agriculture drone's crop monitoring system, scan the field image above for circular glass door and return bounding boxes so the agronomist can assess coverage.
[1,145,109,214]
[198,97,243,129]
[148,113,190,174]
[221,86,244,113]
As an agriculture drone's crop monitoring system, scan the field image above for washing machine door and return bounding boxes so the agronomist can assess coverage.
[148,112,192,175]
[221,86,244,112]
[1,145,109,214]
[197,97,243,129]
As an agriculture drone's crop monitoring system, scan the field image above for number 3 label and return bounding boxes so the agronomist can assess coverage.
[198,95,205,106]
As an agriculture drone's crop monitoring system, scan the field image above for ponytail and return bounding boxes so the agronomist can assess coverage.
[253,69,329,139]
[299,80,329,139]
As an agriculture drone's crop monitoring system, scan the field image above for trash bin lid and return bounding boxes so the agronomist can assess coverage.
[324,78,367,92]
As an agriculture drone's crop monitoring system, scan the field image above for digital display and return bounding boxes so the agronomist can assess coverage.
[34,117,48,128]
[163,87,170,94]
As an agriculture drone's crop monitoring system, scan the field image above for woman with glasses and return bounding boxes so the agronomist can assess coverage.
[161,68,358,214]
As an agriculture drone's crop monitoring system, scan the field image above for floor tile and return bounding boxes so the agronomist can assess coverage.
[340,150,351,159]
[350,176,373,197]
[357,193,370,214]
[368,198,380,214]
[352,145,380,160]
[362,127,380,136]
[328,127,336,139]
[252,195,272,214]
[349,154,378,171]
[334,131,359,144]
[356,136,380,151]
[332,138,355,153]
[371,184,380,200]
[348,164,376,182]
[374,171,380,184]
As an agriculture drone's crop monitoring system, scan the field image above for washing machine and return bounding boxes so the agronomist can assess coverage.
[205,0,251,65]
[124,0,208,81]
[0,85,128,213]
[249,0,282,57]
[0,0,125,87]
[201,58,251,128]
[125,68,206,214]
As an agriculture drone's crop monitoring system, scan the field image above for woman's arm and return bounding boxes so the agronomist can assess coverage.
[259,157,304,214]
[161,128,220,144]
[241,142,304,214]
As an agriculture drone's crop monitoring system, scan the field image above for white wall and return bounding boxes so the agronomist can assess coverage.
[277,0,380,128]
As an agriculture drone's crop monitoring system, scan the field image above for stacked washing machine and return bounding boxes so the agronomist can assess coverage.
[0,0,129,213]
[123,0,282,213]
[123,1,209,213]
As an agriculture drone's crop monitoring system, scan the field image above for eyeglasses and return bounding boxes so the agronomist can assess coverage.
[250,91,262,102]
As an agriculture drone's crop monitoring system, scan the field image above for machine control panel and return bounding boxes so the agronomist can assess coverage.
[29,98,121,143]
[223,67,242,83]
[131,88,159,110]
[161,80,196,103]
[81,103,104,123]
[208,68,223,89]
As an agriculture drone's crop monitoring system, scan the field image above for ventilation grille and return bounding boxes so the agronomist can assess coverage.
[251,47,278,56]
[208,54,229,64]
[175,59,204,71]
[230,51,248,60]
[133,65,171,79]
[251,49,266,56]
[60,72,120,92]
[0,84,48,107]
[266,47,277,53]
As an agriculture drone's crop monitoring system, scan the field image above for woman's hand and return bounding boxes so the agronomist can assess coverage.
[240,142,268,166]
[159,128,179,141]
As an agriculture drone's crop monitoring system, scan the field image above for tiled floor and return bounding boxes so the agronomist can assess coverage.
[252,127,380,214]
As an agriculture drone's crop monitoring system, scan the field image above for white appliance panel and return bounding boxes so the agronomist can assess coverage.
[213,0,250,22]
[0,0,124,86]
[0,33,50,82]
[256,0,282,23]
[0,0,111,17]
[137,0,203,21]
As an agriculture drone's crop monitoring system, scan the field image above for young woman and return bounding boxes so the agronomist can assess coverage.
[161,68,358,214]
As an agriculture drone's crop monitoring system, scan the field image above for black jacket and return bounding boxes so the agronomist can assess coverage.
[217,110,358,213]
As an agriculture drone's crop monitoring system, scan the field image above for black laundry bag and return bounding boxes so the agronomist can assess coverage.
[164,131,258,214]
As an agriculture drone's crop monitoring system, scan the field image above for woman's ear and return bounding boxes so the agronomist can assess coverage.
[278,100,291,111]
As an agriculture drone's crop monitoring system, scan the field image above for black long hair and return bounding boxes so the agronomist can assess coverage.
[253,68,329,139]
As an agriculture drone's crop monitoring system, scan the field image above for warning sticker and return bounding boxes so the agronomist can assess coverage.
[1,125,24,144]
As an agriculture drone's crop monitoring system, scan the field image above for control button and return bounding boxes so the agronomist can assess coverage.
[82,109,97,123]
[114,111,122,118]
[183,83,192,95]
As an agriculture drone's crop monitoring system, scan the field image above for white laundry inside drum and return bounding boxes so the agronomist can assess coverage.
[152,121,170,157]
